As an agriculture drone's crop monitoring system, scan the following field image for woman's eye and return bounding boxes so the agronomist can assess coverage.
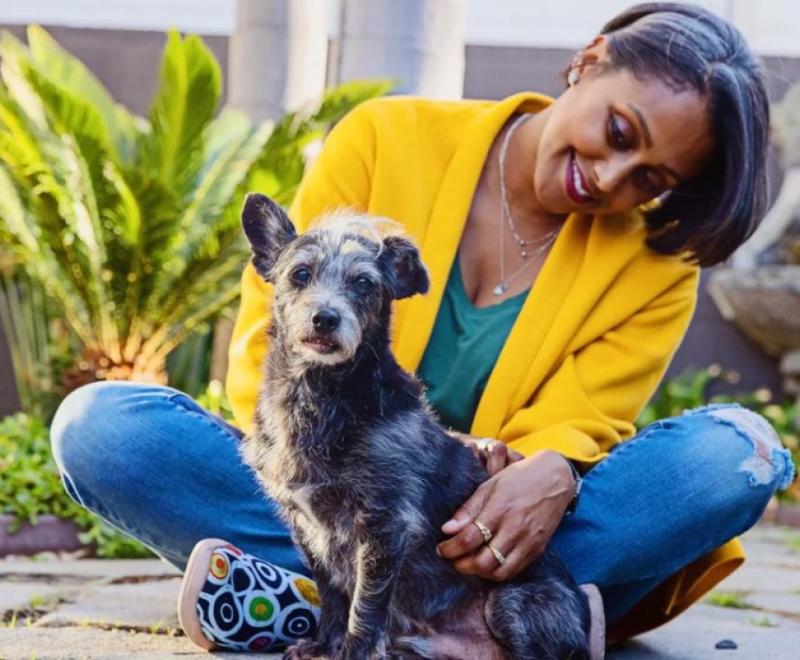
[608,112,633,150]
[291,268,311,285]
[352,276,374,293]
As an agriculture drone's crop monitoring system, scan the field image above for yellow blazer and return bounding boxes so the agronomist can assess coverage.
[226,93,745,637]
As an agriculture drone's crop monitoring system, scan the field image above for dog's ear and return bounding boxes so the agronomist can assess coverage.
[241,193,297,282]
[378,235,430,300]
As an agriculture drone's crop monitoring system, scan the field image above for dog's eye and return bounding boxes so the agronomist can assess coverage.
[291,268,312,285]
[352,276,374,293]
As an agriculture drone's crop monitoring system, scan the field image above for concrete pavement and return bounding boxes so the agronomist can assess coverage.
[2,525,799,659]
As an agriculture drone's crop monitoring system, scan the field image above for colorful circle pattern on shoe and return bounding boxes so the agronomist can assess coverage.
[196,545,321,652]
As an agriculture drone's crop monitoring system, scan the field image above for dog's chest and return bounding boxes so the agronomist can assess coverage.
[285,481,360,589]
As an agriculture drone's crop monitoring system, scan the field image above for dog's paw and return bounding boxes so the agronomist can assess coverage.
[282,639,333,660]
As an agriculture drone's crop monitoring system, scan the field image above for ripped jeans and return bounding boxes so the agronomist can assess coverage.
[49,383,794,625]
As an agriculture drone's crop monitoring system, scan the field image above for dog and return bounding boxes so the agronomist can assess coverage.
[239,193,592,660]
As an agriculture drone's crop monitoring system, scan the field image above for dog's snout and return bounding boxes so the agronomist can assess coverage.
[312,309,341,334]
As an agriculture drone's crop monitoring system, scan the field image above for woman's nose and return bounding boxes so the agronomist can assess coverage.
[594,154,636,194]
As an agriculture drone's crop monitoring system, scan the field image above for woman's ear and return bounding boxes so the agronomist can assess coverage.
[241,193,297,282]
[378,235,430,300]
[572,35,611,79]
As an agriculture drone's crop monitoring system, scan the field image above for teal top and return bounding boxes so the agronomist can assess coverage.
[417,256,528,433]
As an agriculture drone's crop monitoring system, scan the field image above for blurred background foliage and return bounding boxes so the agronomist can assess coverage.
[638,365,799,502]
[0,25,388,557]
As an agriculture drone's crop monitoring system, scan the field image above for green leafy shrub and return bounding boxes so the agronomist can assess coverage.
[0,412,154,558]
[195,379,234,423]
[638,366,799,501]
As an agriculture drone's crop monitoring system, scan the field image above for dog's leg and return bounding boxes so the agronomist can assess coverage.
[284,575,349,659]
[283,544,350,660]
[484,551,591,660]
[335,531,405,660]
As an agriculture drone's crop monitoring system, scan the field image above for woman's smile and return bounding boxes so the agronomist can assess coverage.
[565,149,596,206]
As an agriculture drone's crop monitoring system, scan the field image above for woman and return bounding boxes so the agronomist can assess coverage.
[50,2,794,656]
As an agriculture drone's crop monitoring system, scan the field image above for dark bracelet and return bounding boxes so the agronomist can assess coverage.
[563,459,582,517]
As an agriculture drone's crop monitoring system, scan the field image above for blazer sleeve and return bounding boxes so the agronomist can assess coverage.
[499,266,699,468]
[226,101,378,433]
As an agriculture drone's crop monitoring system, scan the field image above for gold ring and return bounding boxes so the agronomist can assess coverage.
[488,543,507,566]
[472,519,493,543]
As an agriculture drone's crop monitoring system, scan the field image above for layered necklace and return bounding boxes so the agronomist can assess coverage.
[493,113,561,296]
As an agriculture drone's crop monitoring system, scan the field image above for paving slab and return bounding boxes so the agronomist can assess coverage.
[0,558,180,581]
[745,591,800,618]
[607,603,800,659]
[0,625,278,659]
[35,579,184,632]
[0,582,68,613]
[717,562,800,593]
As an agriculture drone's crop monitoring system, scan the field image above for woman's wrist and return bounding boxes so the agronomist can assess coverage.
[551,452,582,516]
[537,450,579,512]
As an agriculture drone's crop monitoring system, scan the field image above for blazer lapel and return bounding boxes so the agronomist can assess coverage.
[393,92,553,373]
[472,211,650,437]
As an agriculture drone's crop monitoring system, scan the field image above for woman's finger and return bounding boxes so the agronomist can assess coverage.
[440,479,491,535]
[484,540,528,582]
[438,485,497,559]
[487,525,549,581]
[485,441,507,476]
[506,447,526,464]
[452,528,518,578]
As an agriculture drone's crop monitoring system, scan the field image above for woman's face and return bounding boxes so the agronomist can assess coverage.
[533,43,716,216]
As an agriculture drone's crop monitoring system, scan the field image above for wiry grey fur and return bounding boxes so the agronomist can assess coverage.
[239,193,591,660]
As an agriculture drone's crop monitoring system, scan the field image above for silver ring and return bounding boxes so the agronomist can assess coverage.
[476,438,494,453]
[488,544,507,566]
[472,519,493,543]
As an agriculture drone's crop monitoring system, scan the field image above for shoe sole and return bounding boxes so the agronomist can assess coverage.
[581,583,606,660]
[177,537,230,651]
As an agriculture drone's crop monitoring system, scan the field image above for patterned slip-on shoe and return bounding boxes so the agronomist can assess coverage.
[177,538,321,653]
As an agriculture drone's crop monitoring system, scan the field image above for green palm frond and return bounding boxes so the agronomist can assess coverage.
[0,91,95,343]
[139,31,221,201]
[25,25,139,163]
[0,25,389,401]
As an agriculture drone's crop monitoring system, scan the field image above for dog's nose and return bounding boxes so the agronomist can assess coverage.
[312,309,340,333]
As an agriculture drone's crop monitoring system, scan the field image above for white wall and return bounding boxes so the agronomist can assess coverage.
[465,0,732,47]
[0,0,237,34]
[1,0,799,57]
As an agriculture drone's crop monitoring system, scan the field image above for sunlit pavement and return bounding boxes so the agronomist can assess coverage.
[1,524,799,659]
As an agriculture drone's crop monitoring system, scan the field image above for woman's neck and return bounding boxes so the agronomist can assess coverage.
[491,106,566,236]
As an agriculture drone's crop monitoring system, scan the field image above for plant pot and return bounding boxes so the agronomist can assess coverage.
[0,514,85,557]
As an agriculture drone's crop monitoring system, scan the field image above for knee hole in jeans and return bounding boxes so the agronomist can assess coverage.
[703,406,795,491]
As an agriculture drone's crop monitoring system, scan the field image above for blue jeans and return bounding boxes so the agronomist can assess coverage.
[49,381,794,625]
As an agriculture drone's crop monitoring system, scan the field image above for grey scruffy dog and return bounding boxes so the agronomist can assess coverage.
[239,193,591,660]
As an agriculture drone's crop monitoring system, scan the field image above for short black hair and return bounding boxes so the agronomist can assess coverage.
[598,2,770,267]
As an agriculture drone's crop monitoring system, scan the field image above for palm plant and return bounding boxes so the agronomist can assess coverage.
[0,26,389,407]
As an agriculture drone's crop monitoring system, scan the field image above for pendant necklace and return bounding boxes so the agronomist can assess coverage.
[493,113,561,296]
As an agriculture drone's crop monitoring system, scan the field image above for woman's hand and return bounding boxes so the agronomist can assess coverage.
[449,432,526,477]
[436,450,576,581]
